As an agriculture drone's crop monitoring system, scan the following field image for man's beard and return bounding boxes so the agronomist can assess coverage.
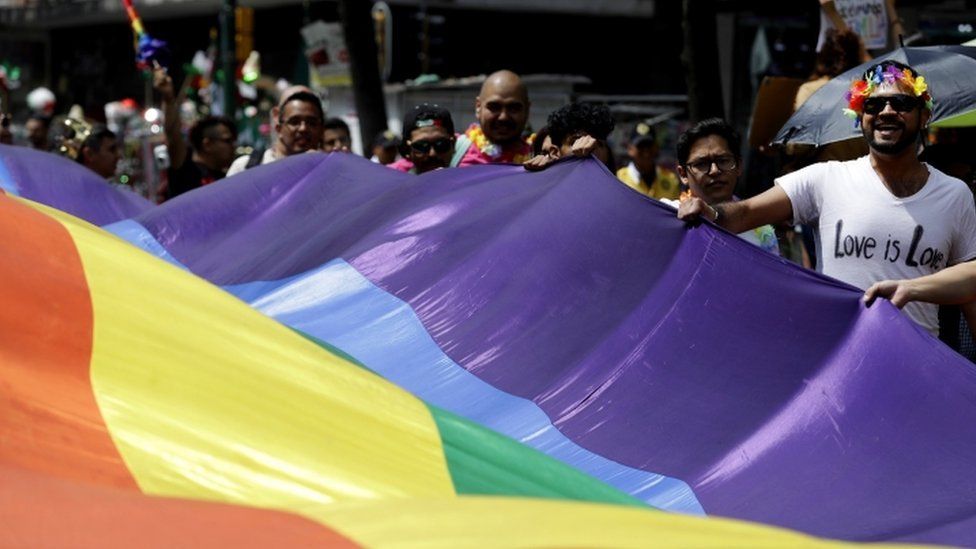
[864,120,920,155]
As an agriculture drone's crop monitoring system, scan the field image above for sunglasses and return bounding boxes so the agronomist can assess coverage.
[409,138,453,154]
[863,94,920,115]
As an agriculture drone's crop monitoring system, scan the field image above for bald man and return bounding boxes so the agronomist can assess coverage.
[452,69,533,166]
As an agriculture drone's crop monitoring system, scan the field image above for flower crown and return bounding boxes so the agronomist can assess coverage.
[842,64,933,127]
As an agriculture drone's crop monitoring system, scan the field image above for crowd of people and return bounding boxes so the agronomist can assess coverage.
[144,67,657,198]
[4,0,976,360]
[7,57,976,358]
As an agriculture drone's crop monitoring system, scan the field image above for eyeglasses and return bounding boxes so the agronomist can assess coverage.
[863,94,920,115]
[686,155,737,176]
[281,116,322,129]
[409,138,453,154]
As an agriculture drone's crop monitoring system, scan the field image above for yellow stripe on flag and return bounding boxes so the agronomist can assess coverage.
[29,200,455,514]
[314,496,912,548]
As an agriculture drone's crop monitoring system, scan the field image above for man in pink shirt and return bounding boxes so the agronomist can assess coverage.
[452,70,533,166]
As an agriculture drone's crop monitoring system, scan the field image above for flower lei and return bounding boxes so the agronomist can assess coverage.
[842,64,933,128]
[466,124,502,159]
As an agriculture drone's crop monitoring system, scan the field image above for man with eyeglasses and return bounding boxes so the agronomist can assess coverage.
[679,60,976,337]
[153,66,238,200]
[227,91,325,176]
[666,119,778,255]
[389,104,456,175]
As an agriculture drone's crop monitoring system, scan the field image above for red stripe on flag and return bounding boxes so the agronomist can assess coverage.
[0,196,137,489]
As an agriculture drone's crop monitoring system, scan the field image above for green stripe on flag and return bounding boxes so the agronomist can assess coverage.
[429,405,649,508]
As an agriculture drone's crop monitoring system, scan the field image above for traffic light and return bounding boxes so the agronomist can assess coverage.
[235,6,254,63]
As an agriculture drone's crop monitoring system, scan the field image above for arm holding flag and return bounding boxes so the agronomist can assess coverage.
[864,262,976,308]
[677,186,793,235]
[153,65,186,172]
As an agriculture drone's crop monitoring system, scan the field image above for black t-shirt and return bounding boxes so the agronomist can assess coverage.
[164,153,223,200]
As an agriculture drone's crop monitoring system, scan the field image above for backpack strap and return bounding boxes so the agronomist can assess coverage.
[450,134,472,167]
[245,146,266,170]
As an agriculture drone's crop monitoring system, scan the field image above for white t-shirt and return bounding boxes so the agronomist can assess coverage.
[818,0,889,51]
[777,156,976,335]
[226,148,279,177]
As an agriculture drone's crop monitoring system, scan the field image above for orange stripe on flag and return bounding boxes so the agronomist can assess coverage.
[0,196,136,489]
[0,464,358,548]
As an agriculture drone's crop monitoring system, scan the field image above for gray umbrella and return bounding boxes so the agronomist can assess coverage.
[773,45,976,146]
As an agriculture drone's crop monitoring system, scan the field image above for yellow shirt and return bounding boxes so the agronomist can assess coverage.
[616,163,681,200]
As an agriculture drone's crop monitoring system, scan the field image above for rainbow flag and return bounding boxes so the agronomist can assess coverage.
[3,174,881,547]
[0,146,971,545]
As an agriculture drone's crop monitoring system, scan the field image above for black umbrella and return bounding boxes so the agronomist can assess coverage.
[773,45,976,146]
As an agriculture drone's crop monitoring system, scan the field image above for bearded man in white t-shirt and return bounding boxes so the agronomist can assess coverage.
[678,60,976,337]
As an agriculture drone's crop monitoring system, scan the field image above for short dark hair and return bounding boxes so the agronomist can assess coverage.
[676,118,741,166]
[77,125,115,164]
[279,91,325,122]
[323,117,350,133]
[189,116,237,151]
[546,102,615,148]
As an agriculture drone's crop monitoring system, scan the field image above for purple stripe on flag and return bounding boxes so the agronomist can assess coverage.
[0,145,152,225]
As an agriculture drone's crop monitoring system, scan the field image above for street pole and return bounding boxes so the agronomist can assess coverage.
[339,0,388,148]
[219,0,237,117]
[681,0,725,122]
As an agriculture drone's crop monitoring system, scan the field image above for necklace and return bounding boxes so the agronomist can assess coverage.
[465,124,532,163]
[466,125,502,159]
